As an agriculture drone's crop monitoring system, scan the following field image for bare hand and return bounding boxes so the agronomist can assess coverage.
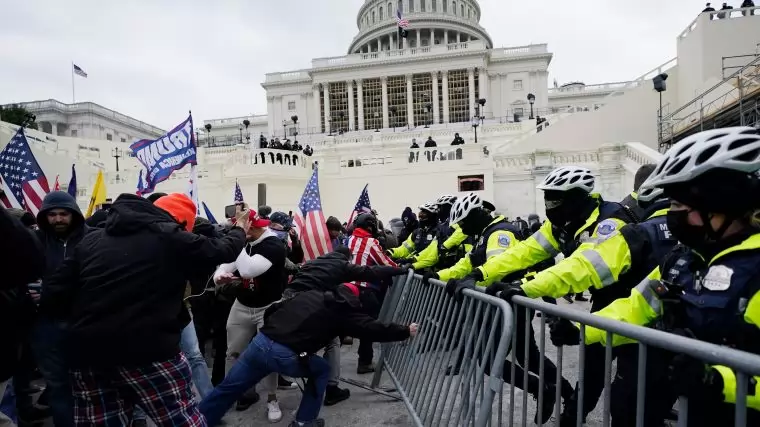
[288,228,298,238]
[409,323,419,337]
[234,209,252,233]
[215,272,237,285]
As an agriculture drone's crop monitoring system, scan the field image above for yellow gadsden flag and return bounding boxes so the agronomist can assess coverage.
[85,170,107,217]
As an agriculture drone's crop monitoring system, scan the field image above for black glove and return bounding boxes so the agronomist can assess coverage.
[422,272,439,287]
[550,318,581,346]
[395,257,414,264]
[485,281,508,296]
[394,265,410,276]
[486,280,524,301]
[399,263,413,271]
[445,275,477,302]
[667,329,722,399]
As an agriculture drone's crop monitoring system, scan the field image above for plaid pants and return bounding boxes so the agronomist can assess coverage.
[71,353,206,427]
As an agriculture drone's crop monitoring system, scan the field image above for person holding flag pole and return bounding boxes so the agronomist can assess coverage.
[85,170,107,218]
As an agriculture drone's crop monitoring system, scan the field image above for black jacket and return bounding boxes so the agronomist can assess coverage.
[35,191,89,284]
[261,287,409,355]
[0,207,45,381]
[39,194,247,368]
[287,252,403,294]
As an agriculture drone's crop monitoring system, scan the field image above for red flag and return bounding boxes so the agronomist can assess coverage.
[54,175,60,191]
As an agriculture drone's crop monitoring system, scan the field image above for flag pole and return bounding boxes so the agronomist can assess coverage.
[71,62,75,103]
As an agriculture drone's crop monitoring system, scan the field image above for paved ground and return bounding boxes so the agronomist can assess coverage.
[34,297,640,426]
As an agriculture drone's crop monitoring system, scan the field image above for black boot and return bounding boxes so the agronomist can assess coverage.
[532,383,556,425]
[559,391,587,427]
[235,391,260,411]
[574,293,588,302]
[323,384,350,406]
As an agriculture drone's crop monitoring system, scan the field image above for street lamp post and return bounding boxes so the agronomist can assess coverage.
[111,147,122,172]
[204,123,212,147]
[291,115,299,141]
[282,122,287,139]
[527,93,536,120]
[374,112,380,132]
[472,98,486,143]
[243,119,250,143]
[239,124,243,144]
[424,103,432,128]
[390,106,397,132]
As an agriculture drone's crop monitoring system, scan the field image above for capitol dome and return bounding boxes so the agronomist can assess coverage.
[349,0,493,54]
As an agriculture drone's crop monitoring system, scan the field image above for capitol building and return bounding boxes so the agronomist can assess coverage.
[2,2,759,222]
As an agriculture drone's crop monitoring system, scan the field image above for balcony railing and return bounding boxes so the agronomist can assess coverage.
[548,81,635,96]
[264,70,312,84]
[203,115,268,127]
[12,99,165,136]
[311,40,487,68]
[679,6,760,40]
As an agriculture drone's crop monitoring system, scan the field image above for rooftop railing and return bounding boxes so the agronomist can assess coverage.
[10,99,165,136]
[548,81,634,95]
[679,6,759,40]
[312,40,487,68]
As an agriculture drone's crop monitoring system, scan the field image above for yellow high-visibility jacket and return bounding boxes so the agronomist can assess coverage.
[412,223,468,270]
[585,233,760,411]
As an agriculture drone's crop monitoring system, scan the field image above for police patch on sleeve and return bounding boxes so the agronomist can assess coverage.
[498,235,511,247]
[596,219,618,237]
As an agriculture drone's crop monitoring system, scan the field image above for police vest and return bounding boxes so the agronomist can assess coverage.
[469,219,522,267]
[412,224,437,253]
[551,200,635,257]
[659,240,760,352]
[592,213,677,310]
[436,222,459,269]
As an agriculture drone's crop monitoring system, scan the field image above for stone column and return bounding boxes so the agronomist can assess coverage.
[406,74,414,127]
[416,30,421,48]
[468,67,475,119]
[377,38,381,52]
[389,33,394,50]
[346,80,355,131]
[431,71,440,124]
[430,28,435,46]
[50,121,58,135]
[381,76,389,129]
[456,32,461,43]
[312,84,321,133]
[442,71,450,123]
[323,84,331,133]
[444,30,448,45]
[357,79,365,130]
[478,68,489,116]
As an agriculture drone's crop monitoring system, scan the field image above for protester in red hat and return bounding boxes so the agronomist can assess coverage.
[212,207,290,421]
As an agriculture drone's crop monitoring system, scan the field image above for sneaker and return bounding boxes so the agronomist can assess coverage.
[278,375,298,390]
[323,385,350,406]
[267,400,283,423]
[357,363,375,374]
[235,392,260,411]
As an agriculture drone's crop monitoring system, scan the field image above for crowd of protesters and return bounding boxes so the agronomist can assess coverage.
[0,192,414,427]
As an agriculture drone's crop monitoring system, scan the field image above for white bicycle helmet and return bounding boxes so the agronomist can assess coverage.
[419,202,439,214]
[636,185,665,203]
[437,194,457,206]
[641,126,760,190]
[536,166,595,193]
[449,193,483,225]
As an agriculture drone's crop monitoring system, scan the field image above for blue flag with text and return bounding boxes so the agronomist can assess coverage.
[130,114,196,193]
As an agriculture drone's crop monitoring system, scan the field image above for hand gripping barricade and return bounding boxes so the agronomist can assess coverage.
[369,272,515,427]
[505,296,760,427]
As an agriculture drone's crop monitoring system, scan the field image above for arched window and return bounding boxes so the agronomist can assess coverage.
[442,0,447,12]
[379,6,384,19]
[460,4,464,16]
[432,0,437,12]
[452,1,456,15]
[389,2,393,15]
[421,0,426,12]
[410,0,415,12]
[372,10,376,23]
[468,7,471,18]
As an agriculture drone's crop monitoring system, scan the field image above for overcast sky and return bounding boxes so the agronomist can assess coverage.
[0,0,710,130]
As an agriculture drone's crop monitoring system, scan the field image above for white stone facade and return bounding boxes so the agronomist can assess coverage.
[2,99,165,144]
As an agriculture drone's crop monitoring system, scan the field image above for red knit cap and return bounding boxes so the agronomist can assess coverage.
[154,193,196,232]
[341,283,360,297]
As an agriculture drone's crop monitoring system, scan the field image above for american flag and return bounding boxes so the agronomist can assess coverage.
[73,63,88,78]
[0,128,50,215]
[347,184,372,225]
[293,168,333,261]
[53,175,60,191]
[234,181,244,203]
[396,8,409,28]
[135,169,147,196]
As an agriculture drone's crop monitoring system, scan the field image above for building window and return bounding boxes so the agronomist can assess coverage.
[432,0,437,12]
[409,0,414,12]
[329,81,349,133]
[468,7,471,18]
[288,101,296,110]
[412,73,433,127]
[513,79,523,90]
[460,4,464,16]
[514,107,524,117]
[389,2,393,16]
[447,69,470,123]
[71,129,78,137]
[398,0,403,12]
[363,78,382,131]
[379,6,383,19]
[442,0,447,12]
[372,11,376,23]
[452,1,456,15]
[421,0,426,12]
[458,174,485,192]
[106,133,113,141]
[120,137,126,142]
[387,76,407,129]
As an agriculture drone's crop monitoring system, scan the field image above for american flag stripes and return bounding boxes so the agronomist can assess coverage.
[73,64,88,78]
[0,128,50,215]
[234,181,244,203]
[396,8,409,28]
[293,168,333,261]
[347,183,372,225]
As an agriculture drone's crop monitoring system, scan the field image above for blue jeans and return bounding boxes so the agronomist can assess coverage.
[0,379,16,423]
[199,333,330,426]
[32,318,74,427]
[134,320,213,422]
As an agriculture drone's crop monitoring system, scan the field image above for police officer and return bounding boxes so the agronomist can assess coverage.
[565,127,760,426]
[620,163,657,222]
[388,203,439,261]
[437,193,568,424]
[409,195,472,271]
[498,184,676,425]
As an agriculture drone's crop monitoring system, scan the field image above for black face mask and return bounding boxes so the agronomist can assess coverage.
[666,209,718,255]
[545,202,576,227]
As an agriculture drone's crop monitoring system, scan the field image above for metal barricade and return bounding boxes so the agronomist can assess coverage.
[506,296,760,427]
[370,274,514,426]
